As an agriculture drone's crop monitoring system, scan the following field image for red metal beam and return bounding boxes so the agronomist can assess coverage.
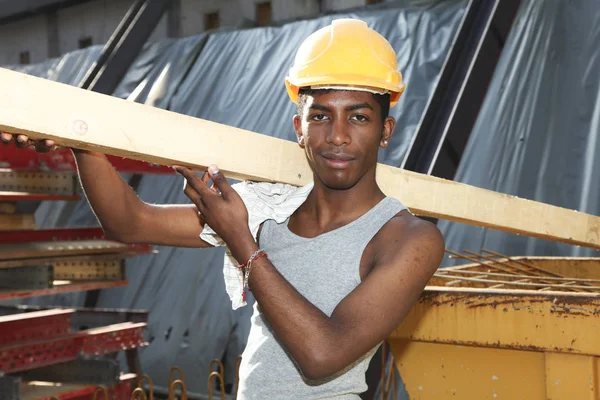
[0,309,73,345]
[0,192,81,201]
[0,227,105,242]
[0,322,146,374]
[32,373,137,400]
[0,227,153,254]
[0,280,129,301]
[0,142,175,174]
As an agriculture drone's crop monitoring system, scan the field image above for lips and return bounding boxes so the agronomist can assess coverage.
[320,151,355,161]
[320,151,355,169]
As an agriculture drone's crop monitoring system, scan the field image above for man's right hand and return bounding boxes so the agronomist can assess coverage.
[0,132,57,153]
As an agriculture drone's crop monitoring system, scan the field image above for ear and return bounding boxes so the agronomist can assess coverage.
[380,116,395,148]
[293,114,305,149]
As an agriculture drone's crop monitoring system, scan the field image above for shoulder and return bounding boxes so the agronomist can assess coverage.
[371,210,445,271]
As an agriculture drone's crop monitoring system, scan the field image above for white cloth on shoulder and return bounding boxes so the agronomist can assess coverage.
[200,181,313,309]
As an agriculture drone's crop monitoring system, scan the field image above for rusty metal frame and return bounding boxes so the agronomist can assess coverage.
[392,286,600,355]
[0,280,129,301]
[0,265,53,290]
[0,309,73,345]
[0,322,147,374]
[17,372,136,400]
[0,169,77,196]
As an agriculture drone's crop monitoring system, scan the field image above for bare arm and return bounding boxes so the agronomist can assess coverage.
[175,164,445,380]
[1,133,211,248]
[245,217,444,380]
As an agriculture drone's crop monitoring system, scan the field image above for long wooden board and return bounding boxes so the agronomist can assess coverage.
[1,67,599,249]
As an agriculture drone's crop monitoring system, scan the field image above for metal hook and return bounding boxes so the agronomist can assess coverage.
[168,366,185,386]
[92,386,109,400]
[136,374,154,400]
[130,387,148,400]
[209,359,225,378]
[168,379,188,400]
[207,371,225,400]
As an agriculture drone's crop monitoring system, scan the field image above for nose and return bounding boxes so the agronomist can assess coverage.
[326,117,351,146]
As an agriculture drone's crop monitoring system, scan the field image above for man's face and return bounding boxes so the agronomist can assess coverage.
[293,90,394,190]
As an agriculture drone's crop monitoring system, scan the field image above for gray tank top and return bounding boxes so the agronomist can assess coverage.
[237,197,407,399]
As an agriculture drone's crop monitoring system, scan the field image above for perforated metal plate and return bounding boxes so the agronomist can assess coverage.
[0,169,77,195]
[54,259,124,281]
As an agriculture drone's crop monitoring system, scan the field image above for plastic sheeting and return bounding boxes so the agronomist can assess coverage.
[1,0,468,397]
[438,0,600,266]
[3,45,103,84]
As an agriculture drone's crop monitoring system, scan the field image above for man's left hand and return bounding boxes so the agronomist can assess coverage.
[173,164,257,262]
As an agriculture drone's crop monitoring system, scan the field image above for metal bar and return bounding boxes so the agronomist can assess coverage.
[0,202,17,214]
[19,373,136,400]
[0,214,35,231]
[81,0,172,95]
[433,273,600,291]
[465,249,563,277]
[19,359,121,386]
[0,227,105,243]
[0,322,146,374]
[0,143,175,174]
[461,250,588,293]
[402,0,521,179]
[445,249,533,276]
[0,280,128,301]
[0,192,80,202]
[435,268,600,285]
[0,304,148,337]
[391,287,600,356]
[53,259,125,281]
[0,309,73,346]
[0,252,139,270]
[0,169,77,196]
[0,265,53,290]
[80,322,147,356]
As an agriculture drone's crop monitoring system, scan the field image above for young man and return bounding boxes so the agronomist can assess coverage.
[1,19,444,399]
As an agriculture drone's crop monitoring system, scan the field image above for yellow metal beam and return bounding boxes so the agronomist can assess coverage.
[388,340,547,399]
[0,67,599,249]
[544,352,598,399]
[388,340,600,400]
[391,287,600,356]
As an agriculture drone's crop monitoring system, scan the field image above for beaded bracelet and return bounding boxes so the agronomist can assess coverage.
[237,249,267,301]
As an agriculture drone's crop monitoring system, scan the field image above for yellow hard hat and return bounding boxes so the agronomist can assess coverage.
[285,19,406,107]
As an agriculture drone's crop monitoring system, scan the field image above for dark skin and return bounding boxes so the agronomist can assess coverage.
[0,90,444,382]
[174,91,445,380]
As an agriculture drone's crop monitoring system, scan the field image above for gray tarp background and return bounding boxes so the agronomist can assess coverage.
[439,0,600,265]
[2,1,468,397]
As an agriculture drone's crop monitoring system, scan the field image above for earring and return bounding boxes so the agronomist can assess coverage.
[383,140,388,145]
[299,137,305,144]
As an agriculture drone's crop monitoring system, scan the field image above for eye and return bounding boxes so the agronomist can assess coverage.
[351,114,369,122]
[309,114,328,121]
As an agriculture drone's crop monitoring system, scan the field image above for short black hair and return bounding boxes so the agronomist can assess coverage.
[297,88,390,124]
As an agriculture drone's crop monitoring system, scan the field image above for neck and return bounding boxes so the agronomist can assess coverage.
[302,169,385,229]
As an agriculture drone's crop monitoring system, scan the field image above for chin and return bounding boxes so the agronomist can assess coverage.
[318,171,360,191]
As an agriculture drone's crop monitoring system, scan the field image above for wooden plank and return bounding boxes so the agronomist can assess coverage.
[0,214,35,231]
[1,67,599,249]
